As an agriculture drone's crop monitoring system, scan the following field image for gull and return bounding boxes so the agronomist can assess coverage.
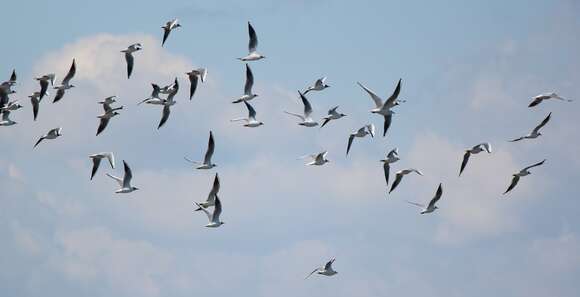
[159,79,178,94]
[138,83,163,105]
[99,96,117,105]
[346,124,375,156]
[35,73,55,100]
[161,19,181,47]
[284,91,318,127]
[34,127,62,148]
[300,151,330,166]
[389,168,423,194]
[96,101,123,136]
[53,59,76,103]
[106,160,139,193]
[194,194,224,228]
[380,148,400,186]
[89,152,115,180]
[509,112,551,142]
[304,77,330,94]
[503,159,546,195]
[121,43,142,79]
[406,183,443,214]
[0,111,16,126]
[231,100,264,127]
[0,69,16,92]
[529,92,572,107]
[28,91,44,121]
[184,131,216,169]
[357,79,402,137]
[459,142,492,176]
[158,78,178,129]
[305,258,337,279]
[238,22,265,61]
[186,68,207,100]
[232,64,258,103]
[0,100,23,112]
[320,106,346,128]
[194,173,220,210]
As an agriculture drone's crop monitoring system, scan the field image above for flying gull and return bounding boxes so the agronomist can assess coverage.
[34,127,62,148]
[304,77,330,94]
[320,106,346,128]
[238,22,265,61]
[305,258,337,279]
[346,124,375,156]
[357,79,403,137]
[232,64,258,103]
[509,112,551,142]
[406,183,443,214]
[194,173,220,210]
[185,131,216,169]
[300,151,330,166]
[284,91,318,127]
[231,100,264,127]
[96,99,123,136]
[186,68,207,100]
[528,92,572,107]
[503,159,546,195]
[121,43,142,79]
[161,19,181,47]
[389,168,423,194]
[106,160,139,193]
[53,59,77,103]
[158,78,178,129]
[194,194,224,228]
[35,73,55,100]
[380,148,400,186]
[89,152,115,180]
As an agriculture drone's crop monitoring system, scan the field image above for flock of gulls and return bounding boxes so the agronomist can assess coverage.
[0,18,574,280]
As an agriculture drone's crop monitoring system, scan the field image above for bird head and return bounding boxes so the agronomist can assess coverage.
[258,122,264,126]
[132,186,139,191]
[340,113,347,117]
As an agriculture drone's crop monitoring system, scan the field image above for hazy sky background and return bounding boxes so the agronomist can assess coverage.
[1,0,579,296]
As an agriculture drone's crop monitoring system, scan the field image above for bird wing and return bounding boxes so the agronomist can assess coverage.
[389,173,403,193]
[367,124,376,137]
[387,148,398,159]
[357,81,383,108]
[383,114,393,137]
[244,100,257,119]
[125,52,134,79]
[328,105,339,114]
[53,88,65,103]
[39,79,49,100]
[212,195,222,223]
[509,136,524,142]
[406,200,425,208]
[162,27,171,46]
[194,202,212,221]
[96,117,110,136]
[528,97,543,107]
[33,136,44,148]
[106,173,123,187]
[532,112,551,134]
[62,59,76,85]
[9,69,16,83]
[188,74,199,100]
[244,64,254,95]
[122,160,133,188]
[31,97,39,121]
[158,105,171,129]
[305,268,319,279]
[208,173,220,201]
[346,134,355,155]
[299,91,313,117]
[106,152,115,169]
[324,258,335,270]
[204,131,215,164]
[427,183,443,209]
[503,175,520,194]
[384,79,402,107]
[459,151,471,176]
[247,22,258,52]
[479,142,492,153]
[90,157,102,180]
[284,111,305,121]
[383,162,390,186]
[523,159,546,171]
[320,118,331,128]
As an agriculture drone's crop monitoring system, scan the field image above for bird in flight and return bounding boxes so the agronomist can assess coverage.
[53,59,77,103]
[503,159,546,195]
[284,91,318,127]
[161,19,181,47]
[231,100,264,127]
[389,168,423,194]
[380,148,400,186]
[185,131,217,169]
[346,124,375,156]
[195,194,224,228]
[459,142,492,176]
[232,64,258,104]
[89,152,115,180]
[238,22,265,61]
[96,98,123,136]
[528,92,572,107]
[406,183,443,214]
[357,79,404,137]
[304,77,330,94]
[305,258,338,279]
[320,106,346,128]
[509,112,551,142]
[106,160,139,194]
[34,127,62,148]
[121,43,142,79]
[300,151,330,166]
[186,68,207,100]
[194,173,220,210]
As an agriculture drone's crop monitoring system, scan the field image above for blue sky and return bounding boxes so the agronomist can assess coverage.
[1,1,580,296]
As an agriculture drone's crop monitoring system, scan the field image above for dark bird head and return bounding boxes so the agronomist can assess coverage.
[132,186,139,191]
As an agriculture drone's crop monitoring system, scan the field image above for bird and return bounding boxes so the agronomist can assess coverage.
[380,148,400,186]
[53,59,77,103]
[96,100,123,136]
[194,194,224,228]
[305,258,338,279]
[232,64,258,103]
[503,159,546,195]
[28,92,44,121]
[346,124,375,156]
[230,100,264,127]
[320,106,346,128]
[186,68,207,100]
[389,168,423,194]
[121,43,142,79]
[0,110,16,126]
[509,112,551,142]
[194,173,220,210]
[35,73,55,100]
[158,78,178,129]
[99,96,117,105]
[284,91,318,127]
[238,22,265,61]
[89,152,115,180]
[138,84,163,105]
[34,127,62,148]
[0,69,17,92]
[0,100,23,112]
[106,160,139,193]
[459,142,492,176]
[184,131,216,169]
[304,77,330,94]
[528,92,572,107]
[161,19,181,46]
[159,79,178,94]
[406,183,443,214]
[301,151,330,166]
[357,79,403,137]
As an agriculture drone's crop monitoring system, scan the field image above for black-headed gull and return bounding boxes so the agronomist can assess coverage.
[194,173,220,210]
[346,124,375,156]
[34,127,62,148]
[158,78,178,129]
[238,22,265,61]
[285,91,318,127]
[35,73,55,100]
[138,84,163,105]
[389,168,423,194]
[231,100,264,127]
[305,258,337,279]
[29,92,43,121]
[121,43,142,79]
[503,159,546,195]
[459,142,492,176]
[357,79,403,137]
[89,152,115,180]
[53,59,76,103]
[380,148,400,186]
[304,77,330,94]
[106,160,139,193]
[301,151,330,166]
[406,183,443,214]
[232,64,257,103]
[185,131,216,169]
[320,106,346,128]
[528,92,572,107]
[96,100,123,136]
[161,19,181,47]
[186,68,207,100]
[195,194,224,228]
[509,112,551,142]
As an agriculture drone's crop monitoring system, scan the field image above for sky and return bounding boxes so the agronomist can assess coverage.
[1,0,580,296]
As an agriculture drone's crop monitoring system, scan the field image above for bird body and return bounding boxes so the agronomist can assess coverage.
[161,19,181,46]
[459,142,492,176]
[320,106,346,128]
[304,77,329,94]
[232,64,258,103]
[121,43,142,78]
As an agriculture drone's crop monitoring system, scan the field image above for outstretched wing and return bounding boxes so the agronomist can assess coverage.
[383,114,393,137]
[459,151,471,176]
[125,52,134,79]
[188,73,199,100]
[383,162,390,186]
[389,173,403,194]
[247,22,258,52]
[523,159,546,171]
[346,134,355,156]
[245,100,257,119]
[106,173,124,187]
[284,111,305,121]
[532,112,551,134]
[122,160,133,188]
[357,81,383,108]
[427,183,443,209]
[384,79,402,107]
[158,105,171,129]
[96,117,110,136]
[503,175,520,195]
[90,157,102,180]
[299,91,313,117]
[62,59,76,85]
[204,131,215,164]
